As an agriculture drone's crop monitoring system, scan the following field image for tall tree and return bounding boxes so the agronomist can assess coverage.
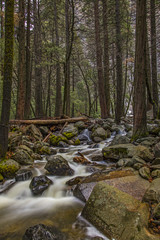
[133,0,147,138]
[33,0,43,118]
[115,0,123,124]
[0,0,14,156]
[16,0,25,119]
[24,0,31,119]
[150,0,158,118]
[94,0,108,119]
[54,0,62,117]
[102,0,110,117]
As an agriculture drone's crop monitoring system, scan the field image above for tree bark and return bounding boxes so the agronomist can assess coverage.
[133,0,147,138]
[115,0,123,124]
[150,0,158,118]
[33,0,43,118]
[54,0,62,117]
[94,0,107,119]
[0,0,14,157]
[102,0,110,117]
[24,0,31,119]
[16,0,25,119]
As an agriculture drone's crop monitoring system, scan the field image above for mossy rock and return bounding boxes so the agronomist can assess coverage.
[62,125,78,139]
[50,134,68,146]
[74,138,80,145]
[13,149,34,165]
[0,159,20,178]
[0,173,4,181]
[39,146,51,155]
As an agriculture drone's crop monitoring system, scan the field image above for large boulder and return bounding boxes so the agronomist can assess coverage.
[22,224,66,240]
[25,124,43,141]
[13,149,34,165]
[62,124,78,139]
[109,135,130,146]
[8,132,22,150]
[102,144,154,162]
[91,127,109,142]
[82,182,159,240]
[29,175,53,195]
[0,159,20,178]
[45,155,74,176]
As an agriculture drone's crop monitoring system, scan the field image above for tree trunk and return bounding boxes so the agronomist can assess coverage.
[115,0,123,124]
[133,0,147,138]
[33,0,43,118]
[102,0,110,117]
[150,0,158,118]
[54,0,62,117]
[16,0,25,119]
[94,0,107,119]
[24,0,31,119]
[0,0,14,157]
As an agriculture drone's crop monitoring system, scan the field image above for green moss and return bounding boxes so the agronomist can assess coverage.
[63,132,75,139]
[39,146,51,155]
[74,139,80,145]
[0,173,4,182]
[0,159,20,178]
[50,134,68,146]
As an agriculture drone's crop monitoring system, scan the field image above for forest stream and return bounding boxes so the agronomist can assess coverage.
[0,139,112,240]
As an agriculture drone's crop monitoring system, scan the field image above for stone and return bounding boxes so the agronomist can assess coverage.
[0,159,20,178]
[74,121,86,130]
[50,134,68,146]
[39,126,49,136]
[13,149,34,165]
[91,127,108,141]
[8,133,22,150]
[62,124,78,139]
[25,124,43,141]
[110,135,130,146]
[73,182,96,202]
[151,170,160,179]
[152,158,160,165]
[139,167,151,180]
[154,142,160,158]
[82,182,158,240]
[21,140,34,150]
[15,169,32,181]
[116,158,133,168]
[153,203,160,219]
[143,178,160,203]
[29,175,53,195]
[22,224,66,240]
[57,141,69,148]
[45,155,74,176]
[39,146,51,155]
[31,153,42,160]
[0,173,4,181]
[102,144,154,162]
[19,145,33,156]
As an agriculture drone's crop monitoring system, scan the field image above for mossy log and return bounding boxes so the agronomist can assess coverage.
[9,117,88,126]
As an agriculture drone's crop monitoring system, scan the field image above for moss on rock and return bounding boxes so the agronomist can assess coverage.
[0,159,20,178]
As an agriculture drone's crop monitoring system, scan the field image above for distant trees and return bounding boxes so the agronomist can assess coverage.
[0,0,14,156]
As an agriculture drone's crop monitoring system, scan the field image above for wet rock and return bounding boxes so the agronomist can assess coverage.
[82,182,158,240]
[50,148,57,155]
[143,178,160,203]
[0,159,20,178]
[139,167,151,180]
[50,134,68,146]
[29,175,53,195]
[22,224,66,240]
[92,137,104,143]
[13,149,34,165]
[90,150,103,162]
[110,135,130,146]
[45,155,74,176]
[66,176,85,186]
[25,124,43,141]
[73,182,97,202]
[31,153,42,160]
[62,124,78,139]
[57,141,69,148]
[15,169,32,181]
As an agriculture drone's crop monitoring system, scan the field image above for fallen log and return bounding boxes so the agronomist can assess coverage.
[9,117,88,126]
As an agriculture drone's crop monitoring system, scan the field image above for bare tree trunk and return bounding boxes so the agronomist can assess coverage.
[0,0,14,156]
[16,0,25,119]
[33,0,43,118]
[115,0,123,124]
[94,0,107,119]
[54,0,62,117]
[150,0,159,118]
[102,0,110,117]
[133,0,147,138]
[25,0,31,119]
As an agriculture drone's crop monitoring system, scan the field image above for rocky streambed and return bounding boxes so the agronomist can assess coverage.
[0,118,160,239]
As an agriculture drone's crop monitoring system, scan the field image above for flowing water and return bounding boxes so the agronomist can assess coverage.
[0,136,116,240]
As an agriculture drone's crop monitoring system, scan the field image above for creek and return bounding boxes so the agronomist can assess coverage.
[0,131,117,240]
